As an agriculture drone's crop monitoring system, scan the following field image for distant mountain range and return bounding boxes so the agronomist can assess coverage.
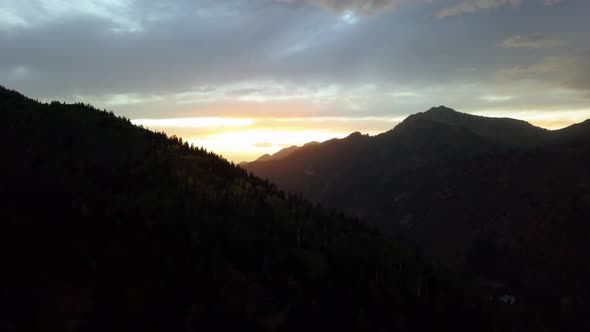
[243,106,590,327]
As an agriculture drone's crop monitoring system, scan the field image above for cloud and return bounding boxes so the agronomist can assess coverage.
[436,0,566,18]
[255,142,274,148]
[495,56,574,81]
[105,93,164,106]
[495,54,590,95]
[500,34,562,49]
[0,0,140,32]
[544,0,562,5]
[1,0,589,129]
[0,8,29,30]
[131,117,254,129]
[437,0,522,18]
[278,0,403,15]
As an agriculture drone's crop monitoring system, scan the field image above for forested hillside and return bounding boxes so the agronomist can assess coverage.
[0,87,491,332]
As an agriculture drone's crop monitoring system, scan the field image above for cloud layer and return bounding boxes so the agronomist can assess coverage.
[1,0,589,160]
[437,0,522,18]
[280,0,403,14]
[436,0,564,18]
[500,34,562,48]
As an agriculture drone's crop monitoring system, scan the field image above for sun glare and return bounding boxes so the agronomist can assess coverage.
[131,109,590,163]
[187,129,347,162]
[130,116,395,162]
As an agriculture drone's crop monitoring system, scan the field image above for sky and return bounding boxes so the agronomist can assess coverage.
[1,0,589,162]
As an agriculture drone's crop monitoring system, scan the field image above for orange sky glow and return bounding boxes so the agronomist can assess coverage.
[132,109,590,163]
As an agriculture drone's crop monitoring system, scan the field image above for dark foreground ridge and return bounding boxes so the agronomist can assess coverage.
[0,86,494,331]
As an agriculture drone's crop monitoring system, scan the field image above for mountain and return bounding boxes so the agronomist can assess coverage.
[0,87,493,332]
[240,142,321,167]
[261,145,300,161]
[244,106,590,330]
[244,105,589,225]
[398,106,550,147]
[239,145,302,167]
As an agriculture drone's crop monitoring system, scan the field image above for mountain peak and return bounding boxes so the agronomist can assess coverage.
[347,131,364,138]
[395,106,466,131]
[242,145,302,165]
[425,105,459,114]
[395,106,549,147]
[417,106,469,123]
[303,141,320,147]
[255,153,273,162]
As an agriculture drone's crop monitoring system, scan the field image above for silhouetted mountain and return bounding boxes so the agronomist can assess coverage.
[398,106,549,147]
[240,145,302,167]
[264,146,300,161]
[244,106,590,330]
[0,87,493,332]
[240,142,323,167]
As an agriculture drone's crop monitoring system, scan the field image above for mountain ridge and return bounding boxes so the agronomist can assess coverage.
[246,106,587,171]
[243,105,590,330]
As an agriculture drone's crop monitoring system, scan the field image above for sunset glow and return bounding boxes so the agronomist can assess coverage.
[132,116,398,162]
[3,0,590,162]
[187,129,347,163]
[131,108,590,162]
[132,117,255,129]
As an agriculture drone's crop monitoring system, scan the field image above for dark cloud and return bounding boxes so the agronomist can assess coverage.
[279,0,403,14]
[435,0,564,19]
[500,34,562,48]
[0,0,589,120]
[494,52,590,95]
[436,0,523,18]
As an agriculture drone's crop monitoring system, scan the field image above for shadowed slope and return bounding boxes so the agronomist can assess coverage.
[244,106,590,331]
[0,87,492,332]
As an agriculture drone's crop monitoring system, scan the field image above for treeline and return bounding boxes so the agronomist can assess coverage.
[0,86,490,332]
